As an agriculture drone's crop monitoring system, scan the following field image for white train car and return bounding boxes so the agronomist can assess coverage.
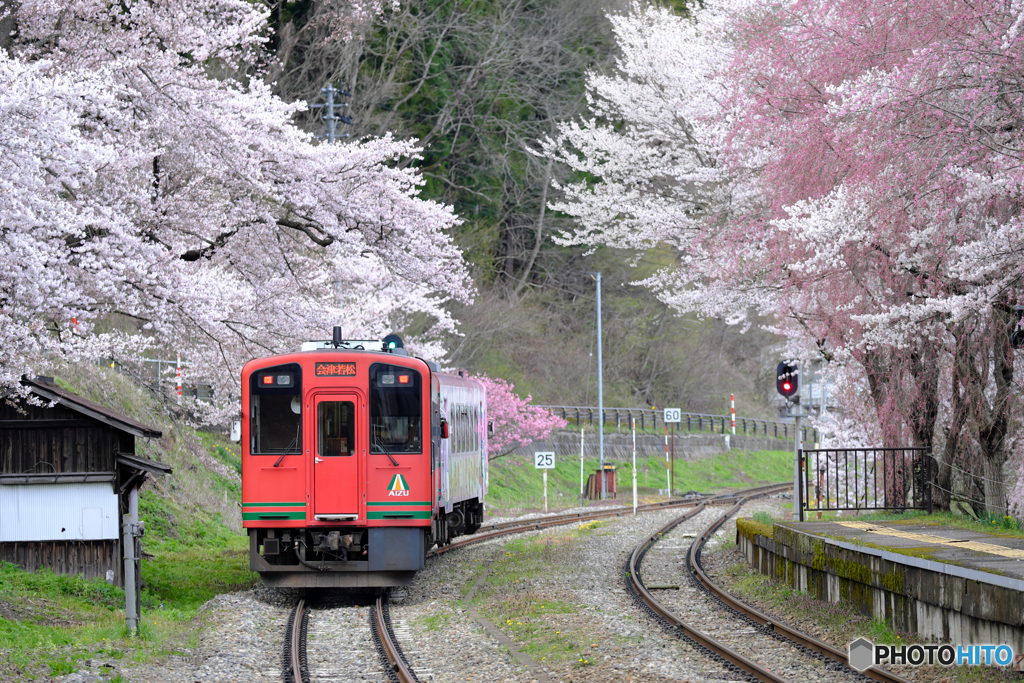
[436,373,487,538]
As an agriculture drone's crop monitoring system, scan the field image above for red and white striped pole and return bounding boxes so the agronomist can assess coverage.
[176,354,182,402]
[664,423,670,497]
[731,394,736,435]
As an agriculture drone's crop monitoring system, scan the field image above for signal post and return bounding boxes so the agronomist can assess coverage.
[776,361,800,519]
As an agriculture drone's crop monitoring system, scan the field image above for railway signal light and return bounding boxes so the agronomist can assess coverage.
[383,333,404,350]
[777,361,799,400]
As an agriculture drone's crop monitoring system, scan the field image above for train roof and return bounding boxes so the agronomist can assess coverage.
[242,348,435,375]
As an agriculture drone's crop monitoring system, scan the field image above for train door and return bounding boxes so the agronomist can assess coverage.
[440,396,450,511]
[312,393,361,519]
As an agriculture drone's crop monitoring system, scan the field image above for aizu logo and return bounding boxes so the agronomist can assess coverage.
[387,474,410,497]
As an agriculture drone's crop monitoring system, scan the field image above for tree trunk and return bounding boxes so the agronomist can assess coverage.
[909,342,940,509]
[977,306,1014,516]
[961,307,1015,516]
[934,326,969,512]
[982,456,1007,517]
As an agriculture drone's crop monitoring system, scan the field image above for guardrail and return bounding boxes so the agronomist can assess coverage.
[537,405,818,443]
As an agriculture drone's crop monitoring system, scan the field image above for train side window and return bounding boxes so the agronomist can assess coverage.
[457,405,463,453]
[318,401,355,457]
[369,363,422,453]
[460,405,467,453]
[250,363,302,454]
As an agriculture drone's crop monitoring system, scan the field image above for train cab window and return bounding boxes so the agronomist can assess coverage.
[250,363,302,454]
[369,363,422,453]
[318,401,355,457]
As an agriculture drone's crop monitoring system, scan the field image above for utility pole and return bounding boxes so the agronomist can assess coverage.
[596,272,605,500]
[309,82,352,143]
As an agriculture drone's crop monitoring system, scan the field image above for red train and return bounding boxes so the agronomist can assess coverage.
[241,330,487,587]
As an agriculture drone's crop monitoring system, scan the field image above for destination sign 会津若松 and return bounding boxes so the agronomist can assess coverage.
[315,362,357,377]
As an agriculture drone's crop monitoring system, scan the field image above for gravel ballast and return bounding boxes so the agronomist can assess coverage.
[81,495,822,683]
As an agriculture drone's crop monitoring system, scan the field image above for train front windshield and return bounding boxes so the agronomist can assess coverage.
[369,363,422,453]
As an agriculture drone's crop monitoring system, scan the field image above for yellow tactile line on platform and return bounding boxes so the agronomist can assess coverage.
[835,521,1024,559]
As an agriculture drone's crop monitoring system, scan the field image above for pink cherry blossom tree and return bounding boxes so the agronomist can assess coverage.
[473,374,566,460]
[547,0,1024,514]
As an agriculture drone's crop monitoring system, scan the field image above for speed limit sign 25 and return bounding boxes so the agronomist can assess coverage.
[534,451,555,469]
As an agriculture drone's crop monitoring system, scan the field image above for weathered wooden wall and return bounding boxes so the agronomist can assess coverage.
[0,401,119,475]
[0,539,120,584]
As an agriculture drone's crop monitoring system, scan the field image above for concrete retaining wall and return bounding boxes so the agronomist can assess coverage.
[505,430,793,463]
[736,520,1024,651]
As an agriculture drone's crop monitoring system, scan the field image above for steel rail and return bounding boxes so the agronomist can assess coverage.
[627,493,788,682]
[687,502,912,683]
[429,482,790,558]
[374,591,418,683]
[283,482,791,683]
[285,598,308,683]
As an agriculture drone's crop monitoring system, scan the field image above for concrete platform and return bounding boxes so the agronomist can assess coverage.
[736,517,1024,650]
[800,519,1024,579]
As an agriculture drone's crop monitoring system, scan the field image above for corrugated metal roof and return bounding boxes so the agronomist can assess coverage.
[21,377,163,439]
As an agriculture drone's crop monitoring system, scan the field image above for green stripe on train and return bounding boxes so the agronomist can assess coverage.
[366,501,430,507]
[366,511,432,520]
[242,512,307,520]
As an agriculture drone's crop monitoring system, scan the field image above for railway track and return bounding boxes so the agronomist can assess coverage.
[627,489,913,683]
[283,591,419,683]
[281,482,792,683]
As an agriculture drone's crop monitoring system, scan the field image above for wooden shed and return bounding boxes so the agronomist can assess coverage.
[0,376,170,588]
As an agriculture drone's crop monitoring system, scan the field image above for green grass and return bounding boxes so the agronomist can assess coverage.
[486,449,792,512]
[0,563,133,677]
[0,424,256,679]
[725,561,912,644]
[139,490,257,611]
[469,521,610,667]
[0,488,256,679]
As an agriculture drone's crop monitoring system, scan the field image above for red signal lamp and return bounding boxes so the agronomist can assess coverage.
[262,376,274,385]
[398,375,410,384]
[776,361,799,399]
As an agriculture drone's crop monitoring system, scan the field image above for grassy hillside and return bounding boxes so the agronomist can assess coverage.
[485,449,793,514]
[0,363,256,681]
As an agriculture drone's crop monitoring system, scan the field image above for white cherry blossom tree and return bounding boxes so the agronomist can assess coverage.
[0,0,470,418]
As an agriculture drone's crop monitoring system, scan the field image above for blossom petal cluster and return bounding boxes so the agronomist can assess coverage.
[0,0,470,417]
[472,374,566,459]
